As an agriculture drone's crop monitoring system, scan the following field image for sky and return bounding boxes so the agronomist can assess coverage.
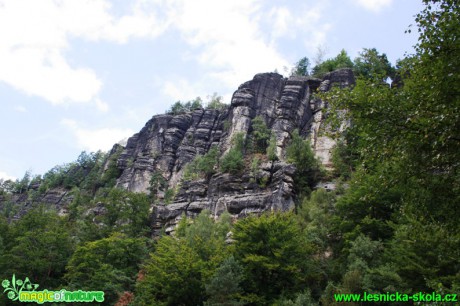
[0,0,425,181]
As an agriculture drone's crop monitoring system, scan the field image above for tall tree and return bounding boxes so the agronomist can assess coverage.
[323,0,460,293]
[353,48,395,81]
[233,212,316,304]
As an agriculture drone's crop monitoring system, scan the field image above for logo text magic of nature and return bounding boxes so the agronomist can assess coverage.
[2,274,104,304]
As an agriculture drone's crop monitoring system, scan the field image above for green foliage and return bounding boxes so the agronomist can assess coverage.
[167,97,203,115]
[207,93,227,110]
[266,134,278,162]
[249,155,261,183]
[166,93,225,116]
[297,189,338,251]
[291,57,310,76]
[182,210,227,266]
[353,48,395,81]
[100,146,123,188]
[163,187,177,204]
[0,4,457,305]
[330,139,355,179]
[251,116,271,154]
[183,146,219,181]
[273,290,318,306]
[135,210,231,306]
[0,206,74,288]
[65,233,148,305]
[89,188,151,238]
[220,133,245,175]
[204,256,244,306]
[388,216,460,293]
[317,0,460,300]
[233,212,315,304]
[0,179,15,194]
[37,151,107,193]
[134,236,204,306]
[149,171,167,200]
[286,130,322,197]
[311,49,354,78]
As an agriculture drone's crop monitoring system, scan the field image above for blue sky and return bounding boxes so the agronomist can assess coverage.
[0,0,424,181]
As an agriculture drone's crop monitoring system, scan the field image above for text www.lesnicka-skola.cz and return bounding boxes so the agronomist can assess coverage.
[334,292,458,303]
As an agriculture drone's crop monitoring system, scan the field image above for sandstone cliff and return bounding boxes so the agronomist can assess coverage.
[111,69,354,234]
[0,69,354,232]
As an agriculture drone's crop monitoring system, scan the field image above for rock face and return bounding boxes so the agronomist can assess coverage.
[0,188,72,220]
[310,68,355,169]
[112,69,355,234]
[0,69,354,231]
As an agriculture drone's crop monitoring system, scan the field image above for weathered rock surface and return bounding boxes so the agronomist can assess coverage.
[111,69,354,234]
[0,188,72,220]
[0,69,354,231]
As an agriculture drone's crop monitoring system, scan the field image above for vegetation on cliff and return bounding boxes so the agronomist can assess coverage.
[0,1,459,305]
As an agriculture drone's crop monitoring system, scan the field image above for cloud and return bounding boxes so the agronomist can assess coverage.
[352,0,393,12]
[0,0,169,106]
[0,171,16,182]
[95,99,110,112]
[61,119,134,152]
[166,0,290,87]
[267,3,332,56]
[162,78,204,102]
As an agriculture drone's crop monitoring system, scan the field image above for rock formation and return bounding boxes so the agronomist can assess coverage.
[0,69,355,233]
[112,69,354,234]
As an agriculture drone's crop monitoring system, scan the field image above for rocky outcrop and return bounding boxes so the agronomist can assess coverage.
[0,188,72,220]
[152,161,296,235]
[112,69,354,234]
[0,69,354,231]
[310,69,355,169]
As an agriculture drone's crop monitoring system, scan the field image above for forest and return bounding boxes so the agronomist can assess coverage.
[0,0,459,305]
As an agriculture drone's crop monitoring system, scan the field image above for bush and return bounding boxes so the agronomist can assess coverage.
[251,116,270,154]
[286,130,322,197]
[311,49,354,78]
[220,133,245,175]
[183,146,219,181]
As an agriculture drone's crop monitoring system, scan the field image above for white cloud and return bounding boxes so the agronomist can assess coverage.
[352,0,393,12]
[0,0,169,106]
[266,3,331,60]
[163,79,204,102]
[95,99,110,112]
[61,119,134,152]
[0,171,16,181]
[167,0,290,87]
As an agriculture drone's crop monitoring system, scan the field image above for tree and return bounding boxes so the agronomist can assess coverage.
[0,207,74,288]
[149,171,167,200]
[311,49,354,78]
[286,130,322,197]
[291,57,310,76]
[135,210,232,305]
[134,236,205,306]
[250,116,271,154]
[65,233,148,305]
[220,133,245,175]
[183,146,219,181]
[266,134,278,162]
[233,212,315,304]
[204,256,244,306]
[207,93,227,110]
[322,0,460,295]
[167,97,204,115]
[167,101,186,115]
[353,48,395,81]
